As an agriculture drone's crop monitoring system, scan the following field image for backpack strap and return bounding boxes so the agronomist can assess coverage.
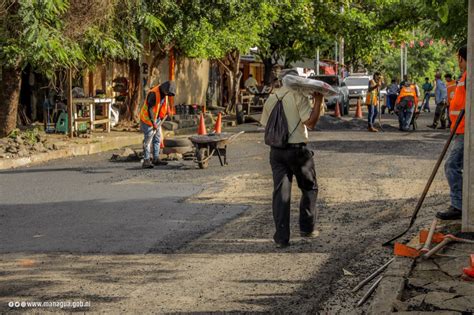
[275,91,300,141]
[289,119,301,139]
[275,91,289,102]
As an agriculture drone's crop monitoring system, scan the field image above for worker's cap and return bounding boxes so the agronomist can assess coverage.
[278,68,299,80]
[160,81,176,96]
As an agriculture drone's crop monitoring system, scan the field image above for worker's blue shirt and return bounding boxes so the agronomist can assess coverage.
[435,79,447,104]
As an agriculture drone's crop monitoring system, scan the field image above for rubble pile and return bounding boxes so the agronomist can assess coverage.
[0,129,59,159]
[110,147,195,162]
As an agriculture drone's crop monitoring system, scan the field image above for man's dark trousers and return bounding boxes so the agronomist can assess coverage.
[270,145,318,244]
[433,101,447,128]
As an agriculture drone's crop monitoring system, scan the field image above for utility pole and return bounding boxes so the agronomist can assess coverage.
[404,46,408,77]
[462,0,474,232]
[67,68,73,138]
[400,46,404,79]
[316,47,320,75]
[339,4,344,77]
[335,40,338,74]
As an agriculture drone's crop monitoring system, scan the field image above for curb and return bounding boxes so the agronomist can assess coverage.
[369,257,414,314]
[0,134,143,170]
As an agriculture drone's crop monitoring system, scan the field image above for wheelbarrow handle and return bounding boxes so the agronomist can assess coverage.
[227,131,245,143]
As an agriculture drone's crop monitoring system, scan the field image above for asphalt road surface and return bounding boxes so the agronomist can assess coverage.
[0,110,454,313]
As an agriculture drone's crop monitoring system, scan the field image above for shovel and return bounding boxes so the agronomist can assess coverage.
[382,109,465,246]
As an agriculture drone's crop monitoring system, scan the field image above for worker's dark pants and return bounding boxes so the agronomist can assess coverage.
[367,105,378,128]
[445,135,464,210]
[396,97,415,131]
[432,101,447,128]
[270,146,318,244]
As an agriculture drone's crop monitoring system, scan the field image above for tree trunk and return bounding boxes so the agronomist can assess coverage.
[263,57,274,85]
[125,59,141,122]
[222,50,242,113]
[0,66,22,137]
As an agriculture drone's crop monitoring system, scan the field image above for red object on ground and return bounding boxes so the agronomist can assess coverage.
[394,242,420,258]
[197,113,207,135]
[333,101,341,118]
[355,98,363,118]
[214,112,222,134]
[463,267,474,278]
[419,230,446,244]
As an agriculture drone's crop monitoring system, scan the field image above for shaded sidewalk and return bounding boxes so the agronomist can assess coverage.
[0,131,142,170]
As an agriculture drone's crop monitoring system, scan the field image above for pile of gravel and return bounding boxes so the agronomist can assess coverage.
[0,131,58,159]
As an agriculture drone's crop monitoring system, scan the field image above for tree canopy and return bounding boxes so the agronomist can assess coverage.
[0,0,470,136]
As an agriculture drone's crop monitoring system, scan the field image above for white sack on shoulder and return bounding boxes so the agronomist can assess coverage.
[282,75,338,97]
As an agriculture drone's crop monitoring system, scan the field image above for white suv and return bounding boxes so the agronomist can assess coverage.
[344,75,371,102]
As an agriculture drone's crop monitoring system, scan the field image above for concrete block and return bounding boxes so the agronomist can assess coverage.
[413,260,439,272]
[385,258,414,277]
[162,121,179,131]
[424,291,473,312]
[436,257,469,277]
[369,276,406,314]
[425,280,474,296]
[407,277,432,288]
[410,270,453,282]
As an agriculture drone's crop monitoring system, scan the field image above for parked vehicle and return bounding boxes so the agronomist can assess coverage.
[309,75,349,115]
[344,75,371,103]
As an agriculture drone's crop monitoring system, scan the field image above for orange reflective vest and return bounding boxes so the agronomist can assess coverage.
[446,79,456,106]
[396,84,418,105]
[139,86,167,126]
[365,80,378,106]
[449,71,466,134]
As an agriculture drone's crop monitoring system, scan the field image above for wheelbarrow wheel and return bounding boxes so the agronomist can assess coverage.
[196,147,209,169]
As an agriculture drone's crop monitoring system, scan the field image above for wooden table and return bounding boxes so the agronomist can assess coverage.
[72,98,112,133]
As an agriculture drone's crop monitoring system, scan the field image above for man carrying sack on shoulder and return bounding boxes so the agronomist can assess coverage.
[260,69,323,248]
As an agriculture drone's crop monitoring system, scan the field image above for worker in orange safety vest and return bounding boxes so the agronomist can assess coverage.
[436,46,467,220]
[139,80,176,169]
[395,77,419,131]
[365,72,384,132]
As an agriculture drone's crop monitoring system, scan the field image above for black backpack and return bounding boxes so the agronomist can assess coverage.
[264,92,300,148]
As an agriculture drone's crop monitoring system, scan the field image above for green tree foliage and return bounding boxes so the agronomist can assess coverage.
[403,0,468,45]
[0,0,164,136]
[256,0,326,84]
[149,0,274,111]
[368,39,458,84]
[1,0,83,75]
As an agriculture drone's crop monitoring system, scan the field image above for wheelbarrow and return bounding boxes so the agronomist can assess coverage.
[189,131,244,169]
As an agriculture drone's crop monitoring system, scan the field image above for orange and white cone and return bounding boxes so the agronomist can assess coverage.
[333,101,341,118]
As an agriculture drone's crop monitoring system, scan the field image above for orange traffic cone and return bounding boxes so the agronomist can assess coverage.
[197,113,207,135]
[333,101,341,118]
[214,112,222,134]
[354,97,363,118]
